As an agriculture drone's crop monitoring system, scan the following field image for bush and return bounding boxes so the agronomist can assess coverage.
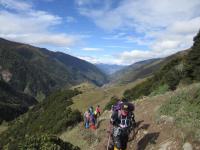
[185,30,200,81]
[0,89,82,148]
[124,78,154,101]
[159,84,200,130]
[18,134,80,150]
[123,54,186,101]
[150,84,169,96]
[104,96,120,111]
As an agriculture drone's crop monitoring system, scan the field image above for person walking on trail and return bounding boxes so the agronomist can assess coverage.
[89,106,94,115]
[88,106,97,129]
[108,101,135,150]
[84,109,90,128]
[96,105,101,117]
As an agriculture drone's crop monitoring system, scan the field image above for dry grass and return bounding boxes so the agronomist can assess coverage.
[71,81,141,113]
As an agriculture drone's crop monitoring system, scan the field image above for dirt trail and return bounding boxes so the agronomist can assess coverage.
[93,92,185,150]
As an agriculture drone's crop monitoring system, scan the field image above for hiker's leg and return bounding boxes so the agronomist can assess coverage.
[121,134,129,150]
[108,136,114,150]
[113,135,121,149]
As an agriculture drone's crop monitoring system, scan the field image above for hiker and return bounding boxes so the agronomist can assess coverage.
[112,98,123,112]
[87,106,97,129]
[84,109,90,128]
[90,111,96,129]
[89,106,94,115]
[96,105,101,117]
[108,101,135,150]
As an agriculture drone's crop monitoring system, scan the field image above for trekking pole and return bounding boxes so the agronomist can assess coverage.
[106,123,111,150]
[107,133,111,150]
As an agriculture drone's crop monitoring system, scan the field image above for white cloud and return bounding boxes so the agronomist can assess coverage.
[78,55,126,65]
[85,0,200,32]
[78,56,99,63]
[117,50,155,65]
[104,45,131,49]
[0,33,79,47]
[75,0,92,6]
[0,11,61,34]
[66,16,77,23]
[168,17,200,35]
[0,1,80,47]
[0,0,32,11]
[77,0,200,63]
[82,47,103,51]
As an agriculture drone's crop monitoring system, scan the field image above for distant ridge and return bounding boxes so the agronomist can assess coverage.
[110,58,162,84]
[0,38,108,100]
[96,63,125,75]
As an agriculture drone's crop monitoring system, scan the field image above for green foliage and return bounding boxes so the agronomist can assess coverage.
[0,80,37,123]
[17,134,80,150]
[123,50,187,100]
[185,30,200,81]
[0,89,82,148]
[104,96,120,110]
[150,84,169,96]
[124,78,154,100]
[111,58,162,84]
[159,84,200,136]
[121,30,200,101]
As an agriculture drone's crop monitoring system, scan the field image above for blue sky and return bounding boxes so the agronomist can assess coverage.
[0,0,200,65]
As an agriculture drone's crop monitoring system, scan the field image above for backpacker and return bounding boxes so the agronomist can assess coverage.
[112,101,134,112]
[112,101,123,111]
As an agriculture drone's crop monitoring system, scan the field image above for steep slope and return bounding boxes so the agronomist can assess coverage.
[94,84,200,150]
[123,50,189,100]
[0,89,82,149]
[123,31,200,101]
[0,38,108,100]
[111,58,162,84]
[58,84,200,150]
[0,80,37,123]
[96,64,125,75]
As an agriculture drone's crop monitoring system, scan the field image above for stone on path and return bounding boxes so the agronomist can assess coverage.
[183,142,193,150]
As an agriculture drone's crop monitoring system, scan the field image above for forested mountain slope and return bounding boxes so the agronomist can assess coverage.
[0,38,108,100]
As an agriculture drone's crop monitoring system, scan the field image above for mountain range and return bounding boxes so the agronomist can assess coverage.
[0,38,108,101]
[110,58,162,84]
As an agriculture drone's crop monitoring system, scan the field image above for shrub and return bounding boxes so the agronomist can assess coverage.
[104,96,120,111]
[123,78,154,101]
[159,84,200,131]
[150,84,169,96]
[0,89,82,148]
[18,134,80,150]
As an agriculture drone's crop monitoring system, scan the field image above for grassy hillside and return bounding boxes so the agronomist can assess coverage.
[123,49,190,101]
[111,58,162,85]
[0,80,37,123]
[123,31,200,101]
[0,89,82,149]
[158,83,200,140]
[59,81,142,148]
[0,38,108,100]
[70,81,141,113]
